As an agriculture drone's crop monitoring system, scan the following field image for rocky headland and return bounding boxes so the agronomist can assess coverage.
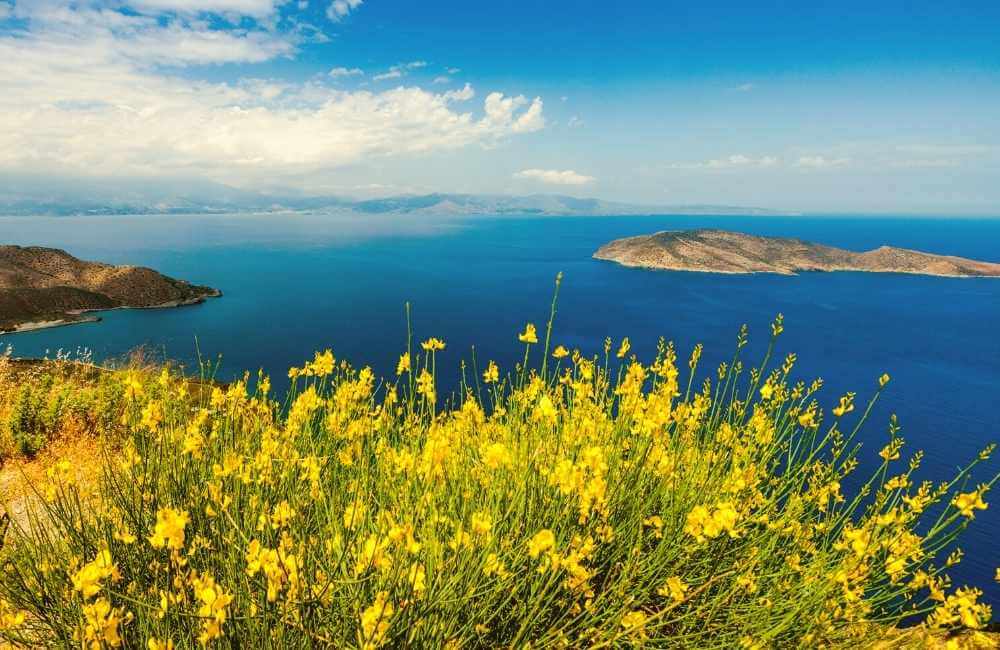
[0,245,220,332]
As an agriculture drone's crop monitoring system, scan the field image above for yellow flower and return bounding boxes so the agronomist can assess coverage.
[416,369,436,403]
[470,511,493,538]
[148,507,190,551]
[832,393,855,417]
[140,400,164,430]
[620,610,647,637]
[123,372,144,401]
[396,352,410,375]
[879,373,891,387]
[534,395,558,424]
[642,515,664,539]
[81,598,124,648]
[657,576,689,604]
[527,529,555,558]
[359,591,394,648]
[406,563,426,598]
[616,337,631,359]
[72,549,120,599]
[310,349,335,376]
[518,323,538,344]
[953,487,988,518]
[0,599,25,631]
[343,499,367,530]
[481,442,512,469]
[552,345,569,359]
[879,443,901,462]
[147,638,174,650]
[192,573,234,644]
[797,410,816,428]
[420,337,446,352]
[483,553,510,579]
[483,360,499,384]
[270,500,296,529]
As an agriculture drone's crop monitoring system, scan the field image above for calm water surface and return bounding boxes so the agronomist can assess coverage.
[2,212,999,602]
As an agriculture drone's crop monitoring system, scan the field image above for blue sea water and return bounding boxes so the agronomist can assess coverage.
[2,212,999,604]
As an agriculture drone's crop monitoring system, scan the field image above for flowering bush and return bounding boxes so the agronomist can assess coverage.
[0,294,996,647]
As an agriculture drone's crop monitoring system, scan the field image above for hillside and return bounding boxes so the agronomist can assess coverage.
[594,229,1000,277]
[0,245,220,331]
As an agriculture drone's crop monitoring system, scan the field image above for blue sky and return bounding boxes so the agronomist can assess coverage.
[2,0,999,213]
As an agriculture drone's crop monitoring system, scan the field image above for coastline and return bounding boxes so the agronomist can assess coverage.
[0,289,222,336]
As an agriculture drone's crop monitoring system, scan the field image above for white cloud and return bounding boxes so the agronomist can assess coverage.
[0,4,546,191]
[327,0,363,21]
[443,83,474,102]
[796,155,850,169]
[485,93,545,133]
[129,0,284,16]
[514,168,594,186]
[734,83,755,92]
[7,2,296,66]
[447,67,460,74]
[670,154,778,170]
[432,76,450,84]
[567,115,583,128]
[373,60,427,81]
[329,66,363,78]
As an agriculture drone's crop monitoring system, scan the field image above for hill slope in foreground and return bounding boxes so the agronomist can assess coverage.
[594,229,1000,277]
[0,245,220,332]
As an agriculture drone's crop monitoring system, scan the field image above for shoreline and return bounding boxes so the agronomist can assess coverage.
[0,289,222,336]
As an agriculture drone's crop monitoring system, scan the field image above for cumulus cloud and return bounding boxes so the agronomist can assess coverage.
[567,115,584,128]
[514,169,594,186]
[485,93,545,133]
[0,2,545,191]
[329,66,363,78]
[327,0,363,21]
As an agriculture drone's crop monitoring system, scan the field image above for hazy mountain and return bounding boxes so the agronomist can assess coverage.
[0,177,787,217]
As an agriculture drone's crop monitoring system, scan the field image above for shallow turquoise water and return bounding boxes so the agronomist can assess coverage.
[2,212,999,602]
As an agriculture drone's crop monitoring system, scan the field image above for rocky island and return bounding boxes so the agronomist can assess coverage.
[0,245,220,332]
[594,229,1000,277]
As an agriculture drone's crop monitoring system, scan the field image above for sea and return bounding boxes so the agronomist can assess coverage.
[2,211,999,605]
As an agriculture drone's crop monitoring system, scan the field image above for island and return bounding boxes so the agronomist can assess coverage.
[0,245,221,332]
[594,229,1000,277]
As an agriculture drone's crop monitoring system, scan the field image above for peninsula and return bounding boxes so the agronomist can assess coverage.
[594,229,1000,277]
[0,245,220,332]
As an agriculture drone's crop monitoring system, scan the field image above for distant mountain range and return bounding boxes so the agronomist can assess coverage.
[0,176,788,217]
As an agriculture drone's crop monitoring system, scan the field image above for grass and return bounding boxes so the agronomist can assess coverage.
[0,286,996,648]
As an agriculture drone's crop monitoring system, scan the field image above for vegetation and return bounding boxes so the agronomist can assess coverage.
[0,285,996,648]
[0,348,128,461]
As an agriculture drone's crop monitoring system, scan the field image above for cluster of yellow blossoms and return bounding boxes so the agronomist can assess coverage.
[0,314,996,648]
